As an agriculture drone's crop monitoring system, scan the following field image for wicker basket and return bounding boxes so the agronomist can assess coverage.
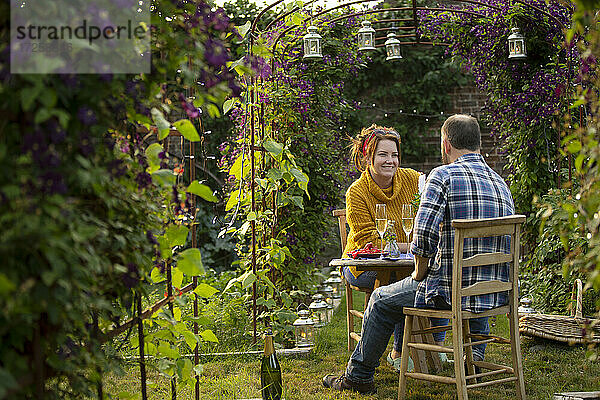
[519,279,600,344]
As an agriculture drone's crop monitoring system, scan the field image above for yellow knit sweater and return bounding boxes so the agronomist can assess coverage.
[344,168,420,278]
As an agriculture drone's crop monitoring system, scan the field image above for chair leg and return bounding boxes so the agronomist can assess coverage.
[363,289,372,311]
[418,316,441,373]
[345,281,354,352]
[398,314,413,400]
[453,318,468,400]
[509,310,526,399]
[462,320,476,385]
[411,317,428,374]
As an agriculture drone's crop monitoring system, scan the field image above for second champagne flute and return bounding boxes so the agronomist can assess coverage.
[401,204,415,256]
[375,203,387,258]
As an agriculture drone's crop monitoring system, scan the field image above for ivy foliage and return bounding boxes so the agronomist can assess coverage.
[0,0,240,398]
[419,0,575,219]
[535,1,600,324]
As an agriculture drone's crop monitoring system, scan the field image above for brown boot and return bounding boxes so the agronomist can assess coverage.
[322,374,376,394]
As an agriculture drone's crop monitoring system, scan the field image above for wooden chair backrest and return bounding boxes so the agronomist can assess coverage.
[451,215,526,310]
[333,209,347,257]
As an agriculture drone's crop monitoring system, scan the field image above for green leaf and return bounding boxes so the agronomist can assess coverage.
[166,225,189,247]
[223,98,235,115]
[263,140,284,157]
[39,89,57,108]
[200,329,219,343]
[172,267,184,289]
[290,195,304,209]
[34,108,70,126]
[266,168,283,182]
[227,56,246,70]
[151,107,171,139]
[158,342,179,359]
[181,331,198,351]
[144,342,157,356]
[186,181,218,202]
[0,273,16,296]
[575,153,585,172]
[193,364,204,376]
[290,168,308,183]
[157,236,172,259]
[150,267,166,283]
[206,103,221,118]
[235,21,251,39]
[21,85,42,111]
[176,248,204,276]
[291,13,304,25]
[247,211,257,221]
[225,189,241,212]
[174,119,201,142]
[241,271,256,288]
[566,140,582,154]
[145,142,163,169]
[193,283,219,298]
[229,155,248,180]
[151,169,176,186]
[173,306,182,321]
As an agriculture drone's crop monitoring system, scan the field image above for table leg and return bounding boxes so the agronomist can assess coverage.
[374,270,391,289]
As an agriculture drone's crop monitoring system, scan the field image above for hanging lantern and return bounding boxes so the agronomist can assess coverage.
[357,20,376,51]
[518,297,537,315]
[303,25,323,60]
[385,30,402,61]
[293,308,315,347]
[320,284,334,306]
[308,294,329,326]
[508,27,526,59]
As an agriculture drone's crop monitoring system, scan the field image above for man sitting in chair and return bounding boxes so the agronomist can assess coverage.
[322,114,515,394]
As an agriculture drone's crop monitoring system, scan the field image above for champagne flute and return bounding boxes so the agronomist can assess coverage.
[401,204,415,255]
[375,204,387,257]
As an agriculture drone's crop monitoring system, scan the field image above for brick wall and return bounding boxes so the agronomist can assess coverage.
[404,82,507,178]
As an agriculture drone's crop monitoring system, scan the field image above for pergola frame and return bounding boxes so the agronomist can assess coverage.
[244,0,572,343]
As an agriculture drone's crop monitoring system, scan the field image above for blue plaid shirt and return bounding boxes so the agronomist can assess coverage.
[411,153,515,313]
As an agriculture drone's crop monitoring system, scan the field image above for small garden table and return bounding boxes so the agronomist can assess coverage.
[328,255,414,288]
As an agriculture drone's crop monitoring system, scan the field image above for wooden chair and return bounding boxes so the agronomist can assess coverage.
[398,215,527,400]
[332,208,373,352]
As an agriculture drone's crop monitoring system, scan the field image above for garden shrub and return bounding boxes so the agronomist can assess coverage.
[0,0,241,397]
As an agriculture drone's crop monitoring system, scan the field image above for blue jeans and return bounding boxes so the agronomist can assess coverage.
[345,276,489,384]
[342,267,403,352]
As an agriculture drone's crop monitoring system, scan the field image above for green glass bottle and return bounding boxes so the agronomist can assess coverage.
[260,332,282,400]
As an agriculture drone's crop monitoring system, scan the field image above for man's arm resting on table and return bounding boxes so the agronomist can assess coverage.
[411,255,429,281]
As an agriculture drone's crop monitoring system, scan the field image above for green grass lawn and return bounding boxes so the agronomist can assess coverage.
[105,292,600,399]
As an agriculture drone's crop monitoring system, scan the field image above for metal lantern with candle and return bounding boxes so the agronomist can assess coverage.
[293,308,315,347]
[303,26,323,60]
[326,274,342,299]
[518,297,537,316]
[385,30,402,61]
[508,27,527,59]
[320,284,334,306]
[357,20,376,51]
[308,294,329,326]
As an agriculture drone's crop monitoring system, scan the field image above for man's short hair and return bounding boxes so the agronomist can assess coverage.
[441,114,481,151]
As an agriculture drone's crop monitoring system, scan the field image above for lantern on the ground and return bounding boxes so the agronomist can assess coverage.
[320,284,334,305]
[326,273,343,299]
[303,26,323,60]
[385,30,402,61]
[357,20,376,51]
[518,297,537,315]
[309,294,329,326]
[508,27,526,59]
[293,308,315,347]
